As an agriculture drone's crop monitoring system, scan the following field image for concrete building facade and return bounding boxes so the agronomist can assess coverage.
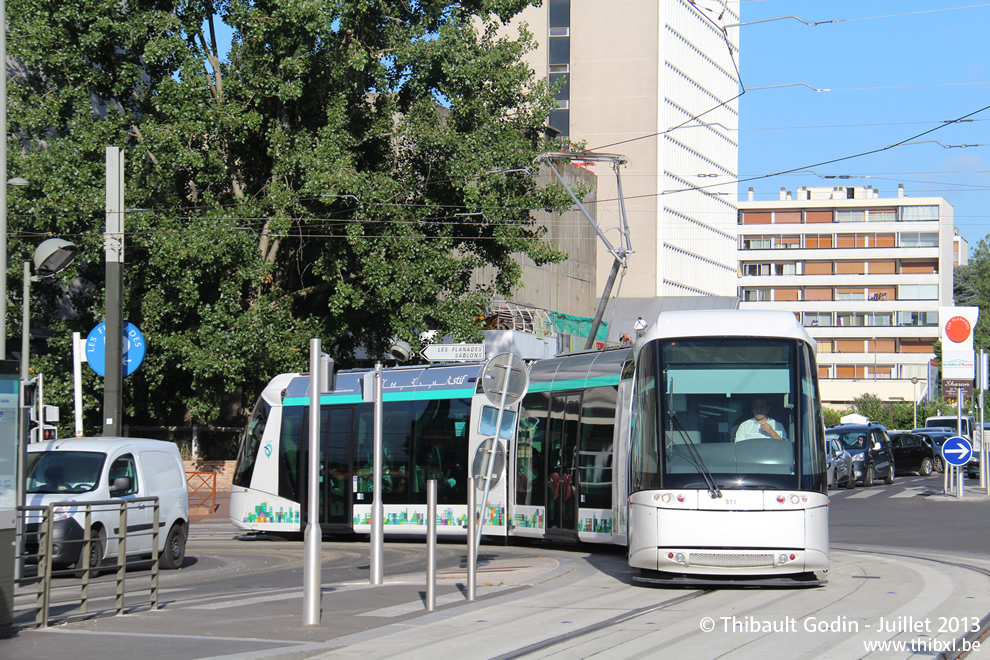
[509,0,741,299]
[737,185,955,408]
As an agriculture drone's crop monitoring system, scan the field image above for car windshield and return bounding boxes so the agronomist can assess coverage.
[26,451,106,494]
[826,430,871,452]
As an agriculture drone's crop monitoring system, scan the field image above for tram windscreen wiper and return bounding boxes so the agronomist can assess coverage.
[666,382,722,499]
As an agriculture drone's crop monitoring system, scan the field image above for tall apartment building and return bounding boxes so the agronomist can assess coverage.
[737,185,955,408]
[508,0,741,299]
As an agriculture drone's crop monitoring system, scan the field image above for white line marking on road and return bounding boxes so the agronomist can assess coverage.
[845,489,882,499]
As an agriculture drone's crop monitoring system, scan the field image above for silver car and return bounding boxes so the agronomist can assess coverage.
[826,438,855,489]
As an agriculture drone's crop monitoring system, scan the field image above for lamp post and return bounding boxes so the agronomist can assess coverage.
[14,237,76,582]
[21,239,78,380]
[912,376,919,429]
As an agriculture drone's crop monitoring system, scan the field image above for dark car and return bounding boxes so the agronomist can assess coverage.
[826,423,896,486]
[912,430,955,472]
[888,432,938,476]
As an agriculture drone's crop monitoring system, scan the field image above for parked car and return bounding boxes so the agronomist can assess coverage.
[826,438,855,489]
[888,432,938,476]
[912,430,955,472]
[25,437,190,574]
[826,422,895,486]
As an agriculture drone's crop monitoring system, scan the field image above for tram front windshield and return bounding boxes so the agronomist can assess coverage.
[631,337,824,492]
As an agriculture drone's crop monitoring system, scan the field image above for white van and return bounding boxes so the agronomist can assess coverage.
[925,415,981,449]
[25,437,190,572]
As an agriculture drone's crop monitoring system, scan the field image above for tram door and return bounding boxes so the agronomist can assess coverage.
[546,394,581,538]
[320,407,354,529]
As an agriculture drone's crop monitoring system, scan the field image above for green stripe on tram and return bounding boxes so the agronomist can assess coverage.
[284,387,475,407]
[528,374,621,393]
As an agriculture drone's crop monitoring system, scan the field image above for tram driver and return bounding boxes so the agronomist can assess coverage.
[734,397,787,442]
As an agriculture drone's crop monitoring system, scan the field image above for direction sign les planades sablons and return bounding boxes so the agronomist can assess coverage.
[420,343,485,362]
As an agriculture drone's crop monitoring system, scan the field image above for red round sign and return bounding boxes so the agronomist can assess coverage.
[945,316,972,344]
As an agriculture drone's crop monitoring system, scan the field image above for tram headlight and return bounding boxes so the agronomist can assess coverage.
[660,493,671,503]
[779,554,789,564]
[790,495,800,504]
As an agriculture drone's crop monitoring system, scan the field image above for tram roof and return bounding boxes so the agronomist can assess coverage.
[640,310,814,349]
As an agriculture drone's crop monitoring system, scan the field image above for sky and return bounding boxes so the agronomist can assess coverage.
[732,0,990,257]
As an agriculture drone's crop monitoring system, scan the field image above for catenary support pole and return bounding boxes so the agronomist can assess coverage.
[103,147,124,436]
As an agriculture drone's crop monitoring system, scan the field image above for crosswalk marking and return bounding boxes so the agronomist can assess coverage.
[845,489,882,499]
[889,488,925,498]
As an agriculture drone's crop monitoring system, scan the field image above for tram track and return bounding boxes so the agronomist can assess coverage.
[833,544,990,660]
[475,544,990,660]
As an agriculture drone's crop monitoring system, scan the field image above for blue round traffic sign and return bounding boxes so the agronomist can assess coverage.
[940,436,973,467]
[85,322,146,377]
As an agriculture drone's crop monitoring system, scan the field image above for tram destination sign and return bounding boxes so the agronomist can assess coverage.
[420,343,486,362]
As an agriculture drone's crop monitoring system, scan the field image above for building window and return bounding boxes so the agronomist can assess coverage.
[742,288,770,302]
[549,0,570,27]
[804,312,832,327]
[898,284,938,300]
[866,313,892,326]
[836,210,865,223]
[743,263,770,276]
[900,232,938,248]
[899,311,938,327]
[743,236,772,250]
[867,210,896,222]
[901,206,939,221]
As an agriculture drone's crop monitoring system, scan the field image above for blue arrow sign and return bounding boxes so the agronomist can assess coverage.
[85,322,147,378]
[940,436,973,467]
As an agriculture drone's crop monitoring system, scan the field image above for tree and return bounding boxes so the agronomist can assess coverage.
[7,0,569,437]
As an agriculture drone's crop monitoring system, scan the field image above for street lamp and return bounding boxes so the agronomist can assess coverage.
[21,238,78,380]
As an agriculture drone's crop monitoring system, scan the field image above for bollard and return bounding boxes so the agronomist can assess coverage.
[427,479,436,611]
[467,476,476,601]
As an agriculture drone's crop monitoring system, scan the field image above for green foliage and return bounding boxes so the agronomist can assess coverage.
[822,407,845,428]
[8,0,568,442]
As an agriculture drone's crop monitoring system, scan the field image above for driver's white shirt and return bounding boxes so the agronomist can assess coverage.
[735,417,786,442]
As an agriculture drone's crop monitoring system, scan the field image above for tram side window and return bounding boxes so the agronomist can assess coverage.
[631,343,661,491]
[233,399,270,488]
[579,386,616,510]
[354,403,413,505]
[517,393,548,507]
[278,407,305,502]
[411,398,470,505]
[799,343,827,492]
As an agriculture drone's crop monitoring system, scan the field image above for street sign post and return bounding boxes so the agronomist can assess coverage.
[941,436,973,499]
[420,343,485,362]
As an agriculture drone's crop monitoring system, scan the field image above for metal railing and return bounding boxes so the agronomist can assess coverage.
[14,497,160,629]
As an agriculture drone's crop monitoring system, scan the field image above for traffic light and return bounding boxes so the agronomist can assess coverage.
[30,425,57,443]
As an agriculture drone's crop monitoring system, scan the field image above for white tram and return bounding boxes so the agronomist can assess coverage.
[627,310,830,585]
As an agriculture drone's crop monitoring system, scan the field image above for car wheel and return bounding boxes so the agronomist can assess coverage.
[934,456,943,473]
[846,472,856,489]
[884,465,895,485]
[919,457,933,477]
[161,524,187,570]
[72,527,105,579]
[863,464,874,487]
